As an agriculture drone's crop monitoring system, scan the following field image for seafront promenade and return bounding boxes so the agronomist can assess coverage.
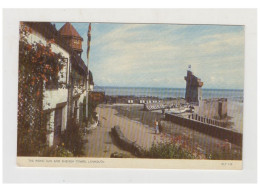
[83,104,164,157]
[84,104,242,159]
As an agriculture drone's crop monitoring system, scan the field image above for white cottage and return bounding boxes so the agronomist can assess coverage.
[23,22,93,147]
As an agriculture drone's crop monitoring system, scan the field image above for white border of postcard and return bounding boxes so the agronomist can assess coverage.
[3,9,257,183]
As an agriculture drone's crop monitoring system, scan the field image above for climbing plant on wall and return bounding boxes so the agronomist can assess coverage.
[17,24,65,156]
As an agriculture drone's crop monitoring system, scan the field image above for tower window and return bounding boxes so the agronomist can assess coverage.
[74,40,80,45]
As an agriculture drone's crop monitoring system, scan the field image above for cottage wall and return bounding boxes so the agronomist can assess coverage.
[26,28,86,147]
[46,110,55,146]
[23,23,90,148]
[27,32,71,111]
[76,90,86,122]
[61,106,67,132]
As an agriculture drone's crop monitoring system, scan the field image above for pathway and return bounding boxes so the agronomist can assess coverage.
[83,104,164,157]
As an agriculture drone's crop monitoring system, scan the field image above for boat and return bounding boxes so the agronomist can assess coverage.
[168,107,188,114]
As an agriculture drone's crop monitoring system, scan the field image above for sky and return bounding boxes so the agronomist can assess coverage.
[54,22,244,89]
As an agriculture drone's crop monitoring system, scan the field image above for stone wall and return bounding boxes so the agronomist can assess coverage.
[198,98,228,119]
[111,126,143,156]
[165,113,242,146]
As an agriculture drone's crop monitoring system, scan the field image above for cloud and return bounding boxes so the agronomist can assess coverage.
[89,24,244,89]
[55,23,244,89]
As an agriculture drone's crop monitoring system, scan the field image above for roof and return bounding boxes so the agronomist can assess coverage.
[58,22,83,40]
[23,22,88,76]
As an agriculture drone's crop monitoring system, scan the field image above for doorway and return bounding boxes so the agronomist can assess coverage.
[54,108,62,146]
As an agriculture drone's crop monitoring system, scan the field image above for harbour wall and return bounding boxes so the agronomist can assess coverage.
[165,113,242,147]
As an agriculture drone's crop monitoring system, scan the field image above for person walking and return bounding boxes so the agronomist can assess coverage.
[96,113,100,125]
[155,119,159,134]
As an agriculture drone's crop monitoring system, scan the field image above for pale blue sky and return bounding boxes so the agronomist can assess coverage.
[54,22,244,89]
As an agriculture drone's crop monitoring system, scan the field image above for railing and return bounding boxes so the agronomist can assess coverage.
[188,113,226,127]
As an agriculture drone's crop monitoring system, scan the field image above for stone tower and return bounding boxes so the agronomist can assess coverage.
[58,22,83,57]
[184,67,203,104]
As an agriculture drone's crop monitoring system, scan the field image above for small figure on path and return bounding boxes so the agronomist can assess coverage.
[162,108,165,118]
[158,119,163,133]
[96,113,100,125]
[155,119,159,134]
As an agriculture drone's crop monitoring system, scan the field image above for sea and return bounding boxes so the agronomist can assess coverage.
[94,86,244,102]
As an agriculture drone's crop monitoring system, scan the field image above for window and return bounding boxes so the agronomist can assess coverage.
[74,40,80,45]
[74,100,78,118]
[45,75,59,89]
[45,58,68,90]
[59,58,68,84]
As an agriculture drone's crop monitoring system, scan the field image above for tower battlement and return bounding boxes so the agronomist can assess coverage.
[185,69,203,104]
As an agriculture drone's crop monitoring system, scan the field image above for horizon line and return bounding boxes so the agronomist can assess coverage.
[94,85,244,91]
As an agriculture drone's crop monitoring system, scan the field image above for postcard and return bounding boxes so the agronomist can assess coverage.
[15,20,245,170]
